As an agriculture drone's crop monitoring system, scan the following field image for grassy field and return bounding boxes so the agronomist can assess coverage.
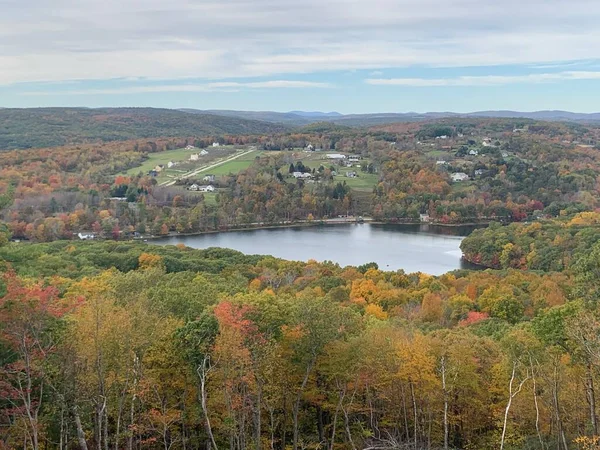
[207,151,262,175]
[334,172,379,191]
[125,147,237,179]
[297,156,380,191]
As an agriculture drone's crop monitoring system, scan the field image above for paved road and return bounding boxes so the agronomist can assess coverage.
[159,148,257,187]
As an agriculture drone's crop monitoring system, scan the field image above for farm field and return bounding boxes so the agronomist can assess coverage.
[125,147,238,180]
[207,151,263,175]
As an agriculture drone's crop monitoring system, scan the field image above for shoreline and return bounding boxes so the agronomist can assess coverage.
[141,218,490,241]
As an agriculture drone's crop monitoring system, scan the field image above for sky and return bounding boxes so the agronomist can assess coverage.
[2,0,600,113]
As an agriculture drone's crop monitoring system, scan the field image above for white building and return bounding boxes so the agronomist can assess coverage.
[451,172,470,182]
[199,185,215,192]
[436,160,447,165]
[185,145,196,150]
[469,149,479,156]
[212,142,220,147]
[190,154,200,161]
[200,149,209,156]
[167,161,176,168]
[327,153,346,160]
[77,232,96,240]
[292,172,313,179]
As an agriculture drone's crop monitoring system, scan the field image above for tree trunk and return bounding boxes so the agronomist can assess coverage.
[73,406,89,450]
[587,363,598,436]
[292,357,315,450]
[197,356,218,450]
[410,382,417,450]
[441,357,449,450]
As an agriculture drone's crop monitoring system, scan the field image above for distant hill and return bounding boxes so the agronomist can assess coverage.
[191,109,600,127]
[0,107,289,150]
[288,111,343,118]
[180,109,313,126]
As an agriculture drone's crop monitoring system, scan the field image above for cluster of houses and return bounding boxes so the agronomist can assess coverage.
[188,184,215,192]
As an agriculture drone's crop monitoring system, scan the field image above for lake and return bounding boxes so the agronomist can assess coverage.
[153,223,480,275]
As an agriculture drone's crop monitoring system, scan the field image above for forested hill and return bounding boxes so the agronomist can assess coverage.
[0,107,289,150]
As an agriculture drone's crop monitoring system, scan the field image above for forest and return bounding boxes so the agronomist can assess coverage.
[1,240,600,450]
[2,116,600,449]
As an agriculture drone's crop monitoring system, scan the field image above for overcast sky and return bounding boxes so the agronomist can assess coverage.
[2,0,600,112]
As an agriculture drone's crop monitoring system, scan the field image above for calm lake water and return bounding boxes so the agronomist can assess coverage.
[153,223,480,275]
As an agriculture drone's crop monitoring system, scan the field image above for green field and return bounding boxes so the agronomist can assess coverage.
[208,152,262,175]
[125,147,238,180]
[333,172,379,190]
[126,148,199,176]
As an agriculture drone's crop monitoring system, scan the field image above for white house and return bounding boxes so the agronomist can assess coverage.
[77,232,96,240]
[474,169,485,176]
[327,153,346,160]
[469,149,479,156]
[451,172,470,182]
[190,154,200,161]
[200,149,209,156]
[436,160,447,165]
[501,152,509,158]
[482,138,492,147]
[292,172,312,179]
[203,174,216,183]
[419,213,431,222]
[185,145,196,150]
[167,161,176,168]
[305,144,314,151]
[212,142,220,147]
[199,185,215,192]
[188,183,200,191]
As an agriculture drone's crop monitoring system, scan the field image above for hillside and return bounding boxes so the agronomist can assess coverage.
[190,109,600,127]
[0,107,289,150]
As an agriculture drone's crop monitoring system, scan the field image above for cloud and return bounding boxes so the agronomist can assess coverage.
[2,0,600,84]
[21,80,332,96]
[365,71,600,87]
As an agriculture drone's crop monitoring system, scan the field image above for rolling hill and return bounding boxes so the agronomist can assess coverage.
[0,107,289,150]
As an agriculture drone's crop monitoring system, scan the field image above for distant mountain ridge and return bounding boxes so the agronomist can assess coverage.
[183,109,600,126]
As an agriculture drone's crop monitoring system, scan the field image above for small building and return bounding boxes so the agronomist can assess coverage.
[451,172,470,182]
[436,160,447,165]
[190,154,200,161]
[200,149,209,156]
[203,174,216,183]
[482,138,492,147]
[199,185,215,192]
[501,152,509,158]
[327,153,346,160]
[468,149,479,156]
[77,232,96,240]
[167,161,176,168]
[474,169,485,176]
[185,145,196,150]
[349,156,361,162]
[419,213,430,223]
[188,183,201,191]
[154,164,164,173]
[292,172,313,179]
[305,144,314,151]
[212,142,220,147]
[345,171,357,178]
